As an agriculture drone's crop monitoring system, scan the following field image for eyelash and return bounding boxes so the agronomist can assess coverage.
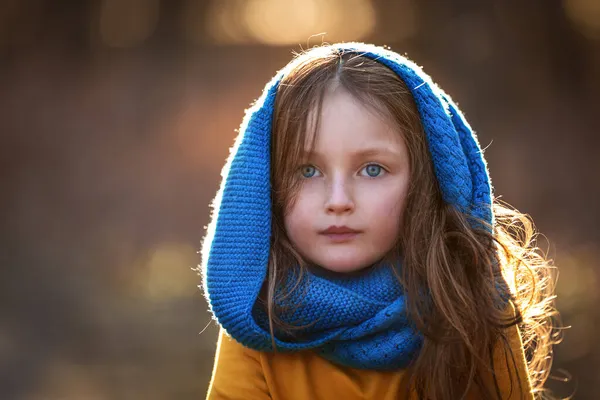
[299,163,387,178]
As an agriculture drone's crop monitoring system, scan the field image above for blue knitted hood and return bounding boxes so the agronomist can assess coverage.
[201,42,494,367]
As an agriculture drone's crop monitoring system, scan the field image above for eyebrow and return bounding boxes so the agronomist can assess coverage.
[303,147,402,160]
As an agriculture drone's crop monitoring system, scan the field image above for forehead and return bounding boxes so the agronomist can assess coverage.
[303,87,405,156]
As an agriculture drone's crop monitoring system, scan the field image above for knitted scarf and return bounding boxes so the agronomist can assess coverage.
[201,42,494,370]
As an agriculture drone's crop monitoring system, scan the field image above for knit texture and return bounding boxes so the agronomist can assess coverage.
[201,42,494,370]
[250,264,422,369]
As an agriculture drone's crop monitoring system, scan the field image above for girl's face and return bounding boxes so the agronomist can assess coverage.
[284,87,410,273]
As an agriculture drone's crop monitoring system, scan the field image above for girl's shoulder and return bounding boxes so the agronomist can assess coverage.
[207,321,533,400]
[206,330,269,399]
[208,329,413,400]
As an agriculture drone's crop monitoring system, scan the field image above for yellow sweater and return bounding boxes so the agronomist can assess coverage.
[206,321,533,400]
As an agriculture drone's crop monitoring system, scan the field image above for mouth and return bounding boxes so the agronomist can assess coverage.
[319,226,361,242]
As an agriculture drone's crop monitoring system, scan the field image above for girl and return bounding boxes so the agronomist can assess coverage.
[201,42,558,399]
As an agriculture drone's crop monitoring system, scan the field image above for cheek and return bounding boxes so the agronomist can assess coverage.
[364,182,409,222]
[283,193,316,241]
[362,186,408,253]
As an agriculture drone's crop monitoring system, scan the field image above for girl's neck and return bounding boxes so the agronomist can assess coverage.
[306,262,380,280]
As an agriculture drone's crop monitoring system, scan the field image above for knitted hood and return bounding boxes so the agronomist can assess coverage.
[201,42,493,355]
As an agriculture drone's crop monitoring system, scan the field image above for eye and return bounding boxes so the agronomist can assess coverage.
[300,165,320,178]
[361,164,385,177]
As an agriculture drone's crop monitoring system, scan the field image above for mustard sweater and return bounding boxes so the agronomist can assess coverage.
[206,322,533,400]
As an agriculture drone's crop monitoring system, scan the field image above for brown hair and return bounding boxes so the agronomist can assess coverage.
[264,47,559,399]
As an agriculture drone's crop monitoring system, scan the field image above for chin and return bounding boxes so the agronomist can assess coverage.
[318,259,372,274]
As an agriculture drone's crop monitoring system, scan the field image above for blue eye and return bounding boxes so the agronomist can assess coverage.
[362,164,384,177]
[300,165,319,178]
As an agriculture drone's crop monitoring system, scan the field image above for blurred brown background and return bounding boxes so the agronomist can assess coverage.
[0,0,598,399]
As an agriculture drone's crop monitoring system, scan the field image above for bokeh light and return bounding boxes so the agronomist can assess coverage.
[203,0,376,45]
[563,0,600,40]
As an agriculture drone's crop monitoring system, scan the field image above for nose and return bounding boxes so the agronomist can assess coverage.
[325,176,354,214]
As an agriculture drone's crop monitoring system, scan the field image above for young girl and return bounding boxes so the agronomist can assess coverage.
[201,42,558,399]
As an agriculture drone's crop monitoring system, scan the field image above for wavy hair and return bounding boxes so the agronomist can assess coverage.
[262,48,559,399]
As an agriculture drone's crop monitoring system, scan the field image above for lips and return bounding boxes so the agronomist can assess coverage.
[320,225,360,234]
[319,226,361,242]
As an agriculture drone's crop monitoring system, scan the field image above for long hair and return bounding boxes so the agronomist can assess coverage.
[265,48,559,399]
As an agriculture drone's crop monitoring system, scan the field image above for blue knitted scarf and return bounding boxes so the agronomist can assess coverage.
[201,42,493,370]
